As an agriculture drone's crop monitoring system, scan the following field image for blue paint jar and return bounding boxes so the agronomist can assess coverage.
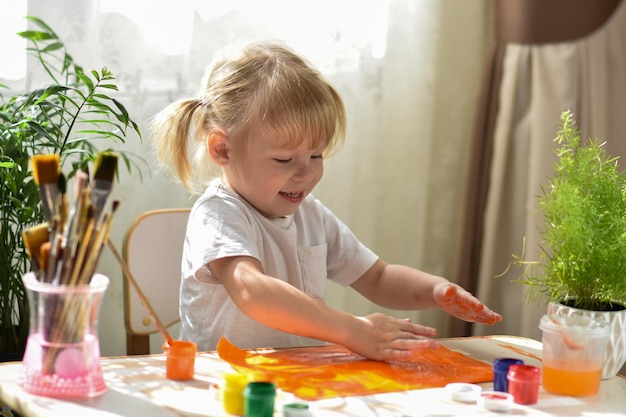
[493,358,523,392]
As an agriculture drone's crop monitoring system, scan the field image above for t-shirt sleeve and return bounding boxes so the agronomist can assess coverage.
[186,195,260,284]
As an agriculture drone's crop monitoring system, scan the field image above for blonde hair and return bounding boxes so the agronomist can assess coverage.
[152,41,347,194]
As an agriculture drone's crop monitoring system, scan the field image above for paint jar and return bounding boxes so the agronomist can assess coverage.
[18,273,109,398]
[282,402,313,417]
[244,381,276,417]
[221,372,249,416]
[163,339,197,380]
[493,357,523,392]
[507,364,540,404]
[445,383,482,403]
[477,391,513,412]
[539,314,610,397]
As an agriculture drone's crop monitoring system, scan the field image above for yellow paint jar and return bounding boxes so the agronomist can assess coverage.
[221,372,249,416]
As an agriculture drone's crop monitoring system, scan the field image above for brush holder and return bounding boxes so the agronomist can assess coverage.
[18,272,109,398]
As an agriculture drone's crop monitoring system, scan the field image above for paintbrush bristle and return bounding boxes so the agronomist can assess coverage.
[22,223,50,258]
[74,169,89,197]
[93,152,118,183]
[57,172,67,194]
[31,154,60,186]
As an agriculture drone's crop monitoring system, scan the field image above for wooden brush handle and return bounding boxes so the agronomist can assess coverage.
[106,239,173,343]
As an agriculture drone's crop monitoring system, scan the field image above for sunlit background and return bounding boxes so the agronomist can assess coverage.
[1,0,491,356]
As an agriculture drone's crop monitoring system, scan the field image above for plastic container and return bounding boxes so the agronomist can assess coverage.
[244,381,276,417]
[445,383,482,403]
[507,364,540,404]
[493,357,523,392]
[477,391,513,412]
[18,273,109,398]
[221,372,249,416]
[163,340,197,380]
[539,314,610,397]
[283,402,313,417]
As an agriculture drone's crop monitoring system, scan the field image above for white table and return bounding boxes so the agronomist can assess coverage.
[1,336,625,416]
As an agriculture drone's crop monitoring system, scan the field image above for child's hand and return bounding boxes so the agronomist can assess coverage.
[345,313,440,361]
[434,283,502,324]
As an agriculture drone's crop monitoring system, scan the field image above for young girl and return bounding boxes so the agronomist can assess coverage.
[152,41,501,360]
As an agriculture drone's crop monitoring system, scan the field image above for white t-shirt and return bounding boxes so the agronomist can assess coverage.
[179,179,378,351]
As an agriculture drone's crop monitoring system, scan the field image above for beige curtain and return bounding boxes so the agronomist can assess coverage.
[463,0,626,341]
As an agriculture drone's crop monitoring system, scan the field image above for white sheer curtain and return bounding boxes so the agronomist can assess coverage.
[2,0,492,355]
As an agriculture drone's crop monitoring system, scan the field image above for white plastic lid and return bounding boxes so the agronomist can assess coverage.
[539,314,610,336]
[478,391,513,412]
[445,383,482,403]
[283,402,313,417]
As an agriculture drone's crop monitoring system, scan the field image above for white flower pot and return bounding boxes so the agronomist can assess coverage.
[547,301,626,379]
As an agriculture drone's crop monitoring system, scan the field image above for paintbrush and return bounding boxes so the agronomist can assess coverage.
[57,172,69,227]
[92,152,118,223]
[22,223,50,275]
[57,171,91,285]
[67,205,96,286]
[44,217,64,283]
[107,239,174,344]
[39,242,51,275]
[31,154,60,222]
[79,200,120,284]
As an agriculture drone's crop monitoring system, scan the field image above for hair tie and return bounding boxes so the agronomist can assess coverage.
[199,96,210,107]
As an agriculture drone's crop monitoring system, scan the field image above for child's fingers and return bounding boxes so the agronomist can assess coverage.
[399,319,437,337]
[435,283,502,324]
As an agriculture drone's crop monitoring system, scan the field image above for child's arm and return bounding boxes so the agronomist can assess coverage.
[210,255,441,361]
[351,259,502,325]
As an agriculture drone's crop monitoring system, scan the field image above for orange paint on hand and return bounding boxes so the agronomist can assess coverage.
[217,337,493,401]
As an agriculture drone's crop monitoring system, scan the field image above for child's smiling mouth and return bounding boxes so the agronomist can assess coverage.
[280,191,304,202]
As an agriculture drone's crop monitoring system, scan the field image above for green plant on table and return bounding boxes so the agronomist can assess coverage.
[506,110,626,311]
[0,16,144,356]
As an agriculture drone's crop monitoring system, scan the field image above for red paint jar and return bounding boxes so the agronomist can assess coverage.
[507,364,541,405]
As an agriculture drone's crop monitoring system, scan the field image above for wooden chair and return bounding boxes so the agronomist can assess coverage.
[122,208,190,355]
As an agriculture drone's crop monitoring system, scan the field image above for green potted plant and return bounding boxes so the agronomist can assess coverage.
[0,16,143,360]
[506,110,626,379]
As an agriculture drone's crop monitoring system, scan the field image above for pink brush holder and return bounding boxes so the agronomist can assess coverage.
[18,272,109,398]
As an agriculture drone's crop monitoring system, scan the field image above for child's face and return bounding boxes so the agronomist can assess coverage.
[224,132,327,218]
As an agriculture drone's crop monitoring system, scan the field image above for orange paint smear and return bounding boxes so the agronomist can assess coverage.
[497,343,542,362]
[217,337,493,400]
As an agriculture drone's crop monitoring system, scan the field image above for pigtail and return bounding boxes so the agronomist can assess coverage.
[151,98,205,193]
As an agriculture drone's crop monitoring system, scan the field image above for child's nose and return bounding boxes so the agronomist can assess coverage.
[293,161,315,181]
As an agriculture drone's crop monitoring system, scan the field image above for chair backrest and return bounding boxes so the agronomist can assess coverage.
[122,208,190,355]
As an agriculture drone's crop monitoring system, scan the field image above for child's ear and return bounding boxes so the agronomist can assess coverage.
[207,131,230,165]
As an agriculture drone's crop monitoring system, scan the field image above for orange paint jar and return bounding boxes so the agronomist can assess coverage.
[163,340,197,380]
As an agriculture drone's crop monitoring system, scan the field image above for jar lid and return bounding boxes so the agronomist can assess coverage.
[223,372,249,388]
[245,381,276,394]
[445,383,482,403]
[539,314,610,336]
[493,357,524,371]
[507,364,540,381]
[478,391,513,412]
[283,402,312,417]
